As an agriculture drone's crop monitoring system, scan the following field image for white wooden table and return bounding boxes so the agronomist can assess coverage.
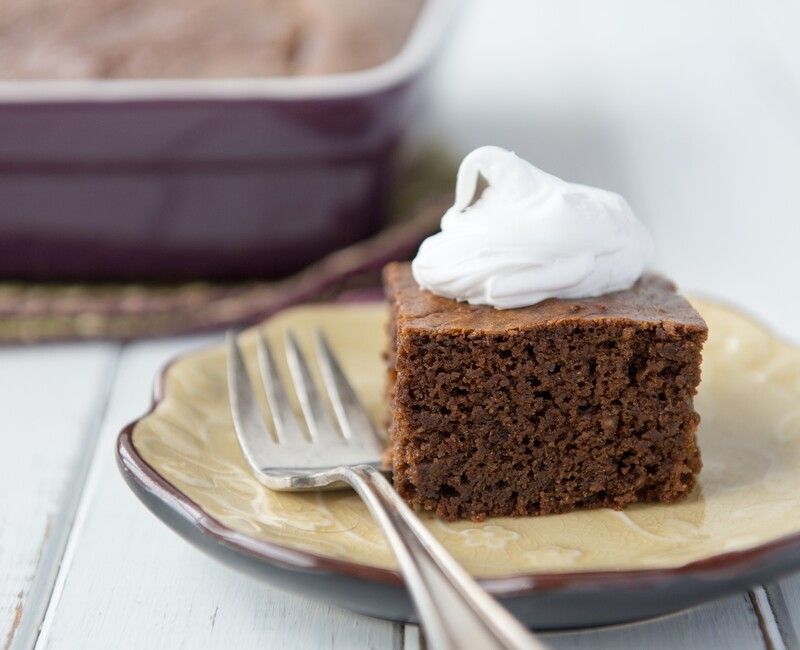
[2,1,800,647]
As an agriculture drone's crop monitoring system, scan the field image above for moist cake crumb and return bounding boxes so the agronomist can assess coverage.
[383,262,707,522]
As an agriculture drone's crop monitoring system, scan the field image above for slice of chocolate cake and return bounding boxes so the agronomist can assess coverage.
[384,262,707,521]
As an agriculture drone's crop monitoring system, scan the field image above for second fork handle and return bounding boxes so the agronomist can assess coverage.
[337,464,546,650]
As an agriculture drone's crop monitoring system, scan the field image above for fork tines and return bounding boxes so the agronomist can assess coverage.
[227,329,384,466]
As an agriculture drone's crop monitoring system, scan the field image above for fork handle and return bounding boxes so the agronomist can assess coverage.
[337,464,546,650]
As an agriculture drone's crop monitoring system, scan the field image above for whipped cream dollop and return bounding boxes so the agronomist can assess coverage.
[411,146,654,309]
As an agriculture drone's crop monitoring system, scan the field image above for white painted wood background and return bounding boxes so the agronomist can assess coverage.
[2,0,800,648]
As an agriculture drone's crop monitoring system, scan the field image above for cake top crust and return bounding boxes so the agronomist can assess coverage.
[384,262,707,334]
[0,0,422,80]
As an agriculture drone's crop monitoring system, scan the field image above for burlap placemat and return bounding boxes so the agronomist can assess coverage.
[0,154,453,345]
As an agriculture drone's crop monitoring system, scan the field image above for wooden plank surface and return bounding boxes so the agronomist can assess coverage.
[768,577,800,649]
[0,343,119,650]
[32,337,400,650]
[403,595,767,650]
[546,595,765,650]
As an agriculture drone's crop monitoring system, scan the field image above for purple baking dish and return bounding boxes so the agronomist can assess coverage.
[0,0,456,281]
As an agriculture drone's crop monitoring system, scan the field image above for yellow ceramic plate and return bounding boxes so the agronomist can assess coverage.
[118,299,800,628]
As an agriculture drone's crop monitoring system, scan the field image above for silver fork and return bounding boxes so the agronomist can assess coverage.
[227,330,546,650]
